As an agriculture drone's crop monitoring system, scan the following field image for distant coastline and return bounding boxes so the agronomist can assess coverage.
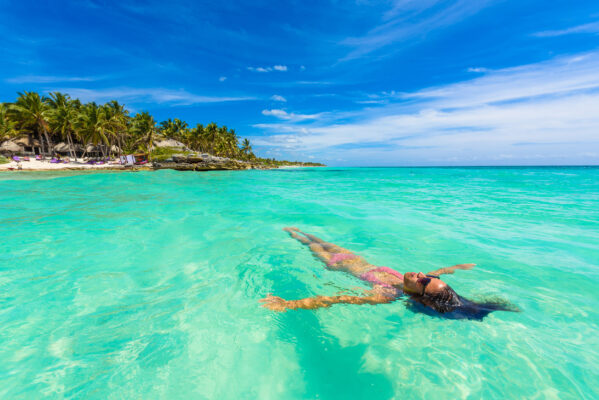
[0,91,325,172]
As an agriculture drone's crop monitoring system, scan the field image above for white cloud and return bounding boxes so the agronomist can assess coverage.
[219,76,227,82]
[54,87,256,105]
[262,109,322,121]
[341,0,493,61]
[534,21,599,37]
[253,51,599,165]
[270,94,287,102]
[248,66,271,72]
[247,65,288,73]
[467,67,488,73]
[6,75,98,84]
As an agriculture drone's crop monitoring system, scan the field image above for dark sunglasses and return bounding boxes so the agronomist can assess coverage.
[417,274,439,295]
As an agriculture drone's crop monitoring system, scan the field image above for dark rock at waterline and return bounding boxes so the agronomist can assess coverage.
[153,154,270,171]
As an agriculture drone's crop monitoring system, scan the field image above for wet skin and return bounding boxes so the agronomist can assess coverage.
[260,228,475,311]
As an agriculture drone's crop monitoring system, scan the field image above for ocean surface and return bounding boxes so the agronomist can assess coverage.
[1,167,598,399]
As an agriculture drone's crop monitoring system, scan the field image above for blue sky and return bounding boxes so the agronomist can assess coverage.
[1,0,598,166]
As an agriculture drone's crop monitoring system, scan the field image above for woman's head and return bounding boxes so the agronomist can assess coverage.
[403,271,519,319]
[403,272,449,297]
[403,272,462,313]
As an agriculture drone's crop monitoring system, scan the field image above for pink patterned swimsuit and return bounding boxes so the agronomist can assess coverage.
[359,266,404,288]
[326,253,403,288]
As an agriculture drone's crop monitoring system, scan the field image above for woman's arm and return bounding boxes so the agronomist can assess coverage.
[260,293,395,312]
[427,263,476,276]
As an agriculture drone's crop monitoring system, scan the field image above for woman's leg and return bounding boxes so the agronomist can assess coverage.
[284,228,333,265]
[290,228,353,254]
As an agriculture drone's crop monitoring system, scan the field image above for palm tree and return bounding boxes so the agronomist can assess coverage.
[0,103,17,141]
[189,123,205,152]
[159,118,188,143]
[76,102,113,158]
[104,100,129,156]
[46,92,80,159]
[9,91,53,155]
[240,138,253,159]
[204,122,218,154]
[131,111,157,159]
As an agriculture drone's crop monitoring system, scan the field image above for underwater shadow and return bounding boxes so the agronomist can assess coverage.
[276,310,395,400]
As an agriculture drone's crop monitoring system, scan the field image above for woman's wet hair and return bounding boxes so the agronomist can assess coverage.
[407,285,519,320]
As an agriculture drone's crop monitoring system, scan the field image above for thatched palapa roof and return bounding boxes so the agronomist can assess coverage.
[0,140,22,153]
[13,136,40,147]
[54,142,83,153]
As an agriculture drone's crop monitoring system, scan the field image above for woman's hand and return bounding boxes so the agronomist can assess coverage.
[259,294,290,312]
[427,263,476,276]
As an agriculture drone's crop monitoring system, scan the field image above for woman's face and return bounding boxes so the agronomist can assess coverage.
[403,272,447,295]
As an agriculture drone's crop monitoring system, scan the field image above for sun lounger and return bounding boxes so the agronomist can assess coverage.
[12,156,20,162]
[23,156,30,161]
[35,155,42,160]
[50,158,59,163]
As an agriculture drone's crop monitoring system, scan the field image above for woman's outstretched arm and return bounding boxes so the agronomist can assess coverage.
[259,293,396,312]
[427,263,476,276]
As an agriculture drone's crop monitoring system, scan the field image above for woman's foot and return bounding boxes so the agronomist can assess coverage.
[283,227,299,232]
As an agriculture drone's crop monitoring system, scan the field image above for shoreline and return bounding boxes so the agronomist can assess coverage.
[0,159,144,172]
[0,158,320,173]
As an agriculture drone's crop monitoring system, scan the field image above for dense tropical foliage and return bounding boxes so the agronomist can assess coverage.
[1,91,261,160]
[1,91,325,166]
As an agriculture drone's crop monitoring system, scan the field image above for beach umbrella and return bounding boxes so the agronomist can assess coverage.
[0,140,22,153]
[54,142,70,153]
[14,136,41,147]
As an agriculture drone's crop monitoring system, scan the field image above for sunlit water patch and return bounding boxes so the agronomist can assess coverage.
[1,167,598,399]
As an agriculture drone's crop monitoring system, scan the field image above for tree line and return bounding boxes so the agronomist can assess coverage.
[0,91,256,160]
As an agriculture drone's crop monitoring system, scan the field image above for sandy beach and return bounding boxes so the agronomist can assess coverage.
[0,159,140,171]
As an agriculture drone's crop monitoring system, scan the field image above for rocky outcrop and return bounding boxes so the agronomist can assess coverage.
[152,154,270,171]
[153,139,189,150]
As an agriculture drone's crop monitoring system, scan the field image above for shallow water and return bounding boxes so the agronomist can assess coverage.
[1,167,598,399]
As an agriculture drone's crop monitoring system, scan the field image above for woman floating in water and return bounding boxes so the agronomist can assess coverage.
[260,228,518,319]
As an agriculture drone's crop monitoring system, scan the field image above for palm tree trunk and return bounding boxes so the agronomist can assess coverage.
[41,125,52,156]
[38,130,46,156]
[66,132,76,159]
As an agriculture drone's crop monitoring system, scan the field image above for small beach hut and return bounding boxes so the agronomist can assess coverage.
[13,136,42,155]
[0,140,22,155]
[54,142,84,158]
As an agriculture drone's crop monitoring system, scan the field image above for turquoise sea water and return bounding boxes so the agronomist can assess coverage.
[1,167,598,399]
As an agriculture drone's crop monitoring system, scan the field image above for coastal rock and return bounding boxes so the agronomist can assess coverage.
[153,155,270,171]
[154,139,188,150]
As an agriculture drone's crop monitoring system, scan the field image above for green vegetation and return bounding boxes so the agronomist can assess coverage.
[1,91,325,166]
[150,146,193,162]
[0,155,9,164]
